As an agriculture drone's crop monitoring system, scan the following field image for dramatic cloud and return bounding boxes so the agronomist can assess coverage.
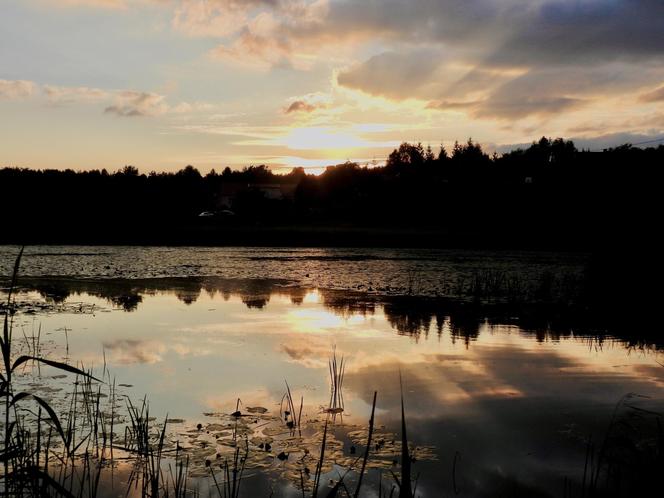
[171,0,664,122]
[490,0,664,67]
[337,51,442,100]
[0,79,37,99]
[6,0,664,170]
[104,91,169,117]
[471,69,589,119]
[477,95,583,120]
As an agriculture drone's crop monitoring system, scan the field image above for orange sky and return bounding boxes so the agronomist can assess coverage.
[1,0,663,173]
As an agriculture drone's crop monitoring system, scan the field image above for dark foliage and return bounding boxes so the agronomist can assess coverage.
[1,137,662,248]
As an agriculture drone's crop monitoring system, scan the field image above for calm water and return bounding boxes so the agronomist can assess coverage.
[1,246,662,497]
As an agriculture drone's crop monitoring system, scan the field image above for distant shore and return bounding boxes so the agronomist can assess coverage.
[1,221,601,250]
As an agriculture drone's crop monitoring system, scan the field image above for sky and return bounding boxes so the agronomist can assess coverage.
[1,0,664,174]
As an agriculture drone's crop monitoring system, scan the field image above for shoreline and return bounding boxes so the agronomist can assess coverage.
[0,223,601,251]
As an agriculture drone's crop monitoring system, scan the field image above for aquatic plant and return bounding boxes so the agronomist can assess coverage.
[353,391,377,498]
[0,247,433,497]
[1,247,103,496]
[327,349,345,419]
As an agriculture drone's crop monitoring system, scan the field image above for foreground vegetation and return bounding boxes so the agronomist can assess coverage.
[0,250,425,497]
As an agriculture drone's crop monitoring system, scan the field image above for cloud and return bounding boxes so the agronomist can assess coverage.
[209,28,295,69]
[477,95,583,120]
[276,1,664,120]
[38,0,171,8]
[13,0,664,149]
[283,92,332,114]
[285,100,316,113]
[163,0,664,128]
[1,78,206,119]
[170,101,216,113]
[640,85,664,103]
[489,0,664,68]
[424,64,664,120]
[38,0,130,8]
[173,0,284,38]
[43,85,110,104]
[0,79,37,99]
[186,1,345,69]
[426,100,477,111]
[104,91,169,117]
[211,1,664,68]
[337,50,442,100]
[471,69,590,119]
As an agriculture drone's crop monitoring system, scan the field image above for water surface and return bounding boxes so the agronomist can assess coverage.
[1,246,662,497]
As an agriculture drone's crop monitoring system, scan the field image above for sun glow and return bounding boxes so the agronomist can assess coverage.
[282,127,368,151]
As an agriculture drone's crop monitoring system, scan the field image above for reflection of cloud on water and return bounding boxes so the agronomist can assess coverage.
[101,338,216,365]
[632,364,664,387]
[344,353,524,416]
[279,337,334,369]
[343,343,664,420]
[102,339,166,365]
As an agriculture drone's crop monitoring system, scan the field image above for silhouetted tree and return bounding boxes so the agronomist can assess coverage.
[1,137,661,247]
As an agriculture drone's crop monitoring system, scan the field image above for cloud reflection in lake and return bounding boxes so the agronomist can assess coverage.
[5,277,664,497]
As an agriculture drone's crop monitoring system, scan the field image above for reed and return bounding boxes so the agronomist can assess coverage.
[1,247,420,498]
[353,391,377,498]
[1,247,103,497]
[282,381,303,434]
[327,349,345,418]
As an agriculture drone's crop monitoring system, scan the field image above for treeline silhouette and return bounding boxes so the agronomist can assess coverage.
[1,137,662,247]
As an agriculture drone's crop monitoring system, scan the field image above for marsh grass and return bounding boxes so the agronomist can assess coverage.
[0,250,423,498]
[0,248,109,496]
[459,268,584,305]
[0,249,195,498]
[327,350,345,421]
[281,382,303,435]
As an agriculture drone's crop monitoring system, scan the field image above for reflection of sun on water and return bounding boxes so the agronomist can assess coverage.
[302,290,321,304]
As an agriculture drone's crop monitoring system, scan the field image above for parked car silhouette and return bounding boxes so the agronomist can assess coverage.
[197,210,235,218]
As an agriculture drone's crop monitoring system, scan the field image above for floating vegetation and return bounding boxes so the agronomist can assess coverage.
[281,382,303,435]
[163,393,435,495]
[0,297,100,316]
[1,248,440,497]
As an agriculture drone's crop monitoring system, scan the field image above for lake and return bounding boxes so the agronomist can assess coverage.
[1,246,662,497]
